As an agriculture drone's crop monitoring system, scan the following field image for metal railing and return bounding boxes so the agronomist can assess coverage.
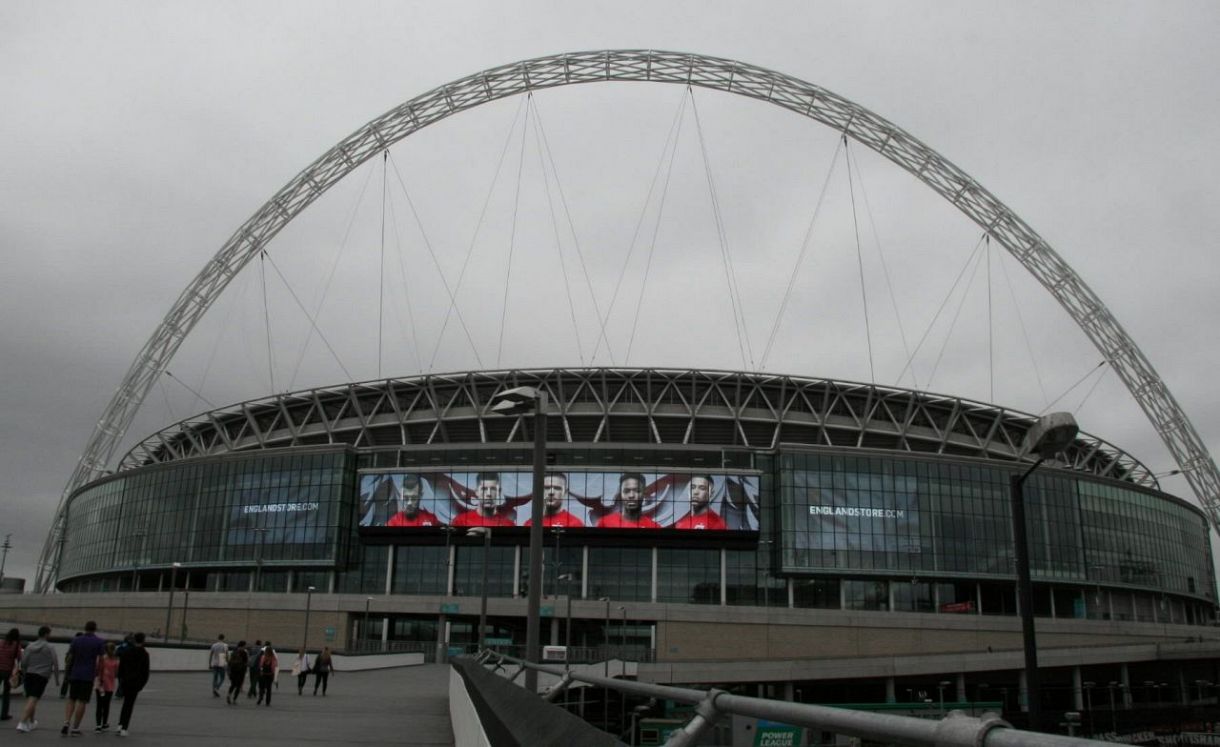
[473,651,1111,746]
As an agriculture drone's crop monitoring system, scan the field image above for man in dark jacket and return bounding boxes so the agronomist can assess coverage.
[115,632,150,737]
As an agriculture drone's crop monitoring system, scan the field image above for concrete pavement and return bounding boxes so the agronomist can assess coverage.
[12,664,454,745]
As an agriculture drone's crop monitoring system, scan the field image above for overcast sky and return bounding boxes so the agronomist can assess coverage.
[2,1,1218,586]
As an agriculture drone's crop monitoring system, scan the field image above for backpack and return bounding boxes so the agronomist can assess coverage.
[260,651,275,675]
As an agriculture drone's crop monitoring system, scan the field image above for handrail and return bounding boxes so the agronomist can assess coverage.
[474,651,1110,746]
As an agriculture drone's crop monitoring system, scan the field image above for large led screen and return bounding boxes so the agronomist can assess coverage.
[358,471,759,531]
[785,469,920,552]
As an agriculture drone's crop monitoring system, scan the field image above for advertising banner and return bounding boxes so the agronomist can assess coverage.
[787,469,920,552]
[358,470,759,531]
[225,470,327,545]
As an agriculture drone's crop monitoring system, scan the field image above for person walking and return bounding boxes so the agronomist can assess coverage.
[0,627,22,722]
[61,620,106,737]
[93,641,119,732]
[59,632,81,699]
[255,642,278,706]
[246,640,262,699]
[113,634,133,700]
[291,648,310,695]
[15,625,58,733]
[225,641,249,704]
[115,632,149,738]
[208,634,228,697]
[312,647,334,696]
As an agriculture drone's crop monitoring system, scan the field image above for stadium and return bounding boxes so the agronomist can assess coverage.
[8,366,1216,724]
[6,51,1220,737]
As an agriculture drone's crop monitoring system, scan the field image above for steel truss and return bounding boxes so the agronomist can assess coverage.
[36,50,1219,589]
[119,368,1150,486]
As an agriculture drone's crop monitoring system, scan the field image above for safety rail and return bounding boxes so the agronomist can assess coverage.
[474,650,1110,746]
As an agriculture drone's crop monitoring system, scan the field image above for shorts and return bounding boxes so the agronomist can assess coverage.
[23,673,49,698]
[68,679,94,703]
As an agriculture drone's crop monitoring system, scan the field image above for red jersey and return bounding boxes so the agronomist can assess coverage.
[451,510,517,527]
[386,509,442,527]
[525,511,585,528]
[671,510,727,530]
[596,513,661,529]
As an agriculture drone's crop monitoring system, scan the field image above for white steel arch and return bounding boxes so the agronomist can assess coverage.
[36,49,1219,589]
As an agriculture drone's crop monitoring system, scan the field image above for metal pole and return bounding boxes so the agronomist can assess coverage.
[552,527,563,599]
[1010,461,1044,731]
[363,596,372,652]
[164,562,180,641]
[180,589,190,642]
[620,605,627,732]
[479,529,490,650]
[0,533,11,583]
[525,392,547,692]
[301,585,315,652]
[564,576,573,651]
[253,527,267,591]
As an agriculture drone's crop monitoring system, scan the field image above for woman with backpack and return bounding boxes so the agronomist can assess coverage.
[225,641,249,705]
[312,647,334,696]
[255,642,278,706]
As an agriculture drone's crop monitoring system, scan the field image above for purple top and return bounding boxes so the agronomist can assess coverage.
[68,633,106,681]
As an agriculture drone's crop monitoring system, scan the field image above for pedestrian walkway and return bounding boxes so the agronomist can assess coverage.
[15,664,454,745]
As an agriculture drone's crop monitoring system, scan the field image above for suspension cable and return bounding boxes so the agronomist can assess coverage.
[996,246,1049,407]
[156,376,176,427]
[844,138,875,384]
[198,267,254,409]
[986,235,994,402]
[533,98,614,365]
[894,233,988,386]
[163,370,217,410]
[257,250,276,393]
[426,95,529,371]
[926,244,987,390]
[1039,360,1108,416]
[262,253,354,381]
[529,103,585,364]
[690,90,753,370]
[378,150,388,378]
[849,144,920,390]
[287,160,376,391]
[625,91,687,364]
[590,88,689,365]
[496,94,532,368]
[759,137,845,370]
[1075,361,1110,413]
[384,180,422,372]
[385,152,484,370]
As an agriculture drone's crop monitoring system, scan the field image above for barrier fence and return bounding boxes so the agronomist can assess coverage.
[472,650,1112,747]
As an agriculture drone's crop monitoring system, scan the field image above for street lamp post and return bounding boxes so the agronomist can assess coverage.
[602,597,611,675]
[1083,681,1095,735]
[489,385,547,692]
[253,527,268,591]
[181,589,190,642]
[558,573,575,654]
[1011,412,1079,731]
[1107,682,1119,733]
[467,527,492,651]
[619,605,628,731]
[551,527,564,599]
[363,596,373,652]
[163,562,181,641]
[301,585,316,652]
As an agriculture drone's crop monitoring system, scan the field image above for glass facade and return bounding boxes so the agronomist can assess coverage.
[777,451,1215,601]
[60,448,354,580]
[56,442,1215,626]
